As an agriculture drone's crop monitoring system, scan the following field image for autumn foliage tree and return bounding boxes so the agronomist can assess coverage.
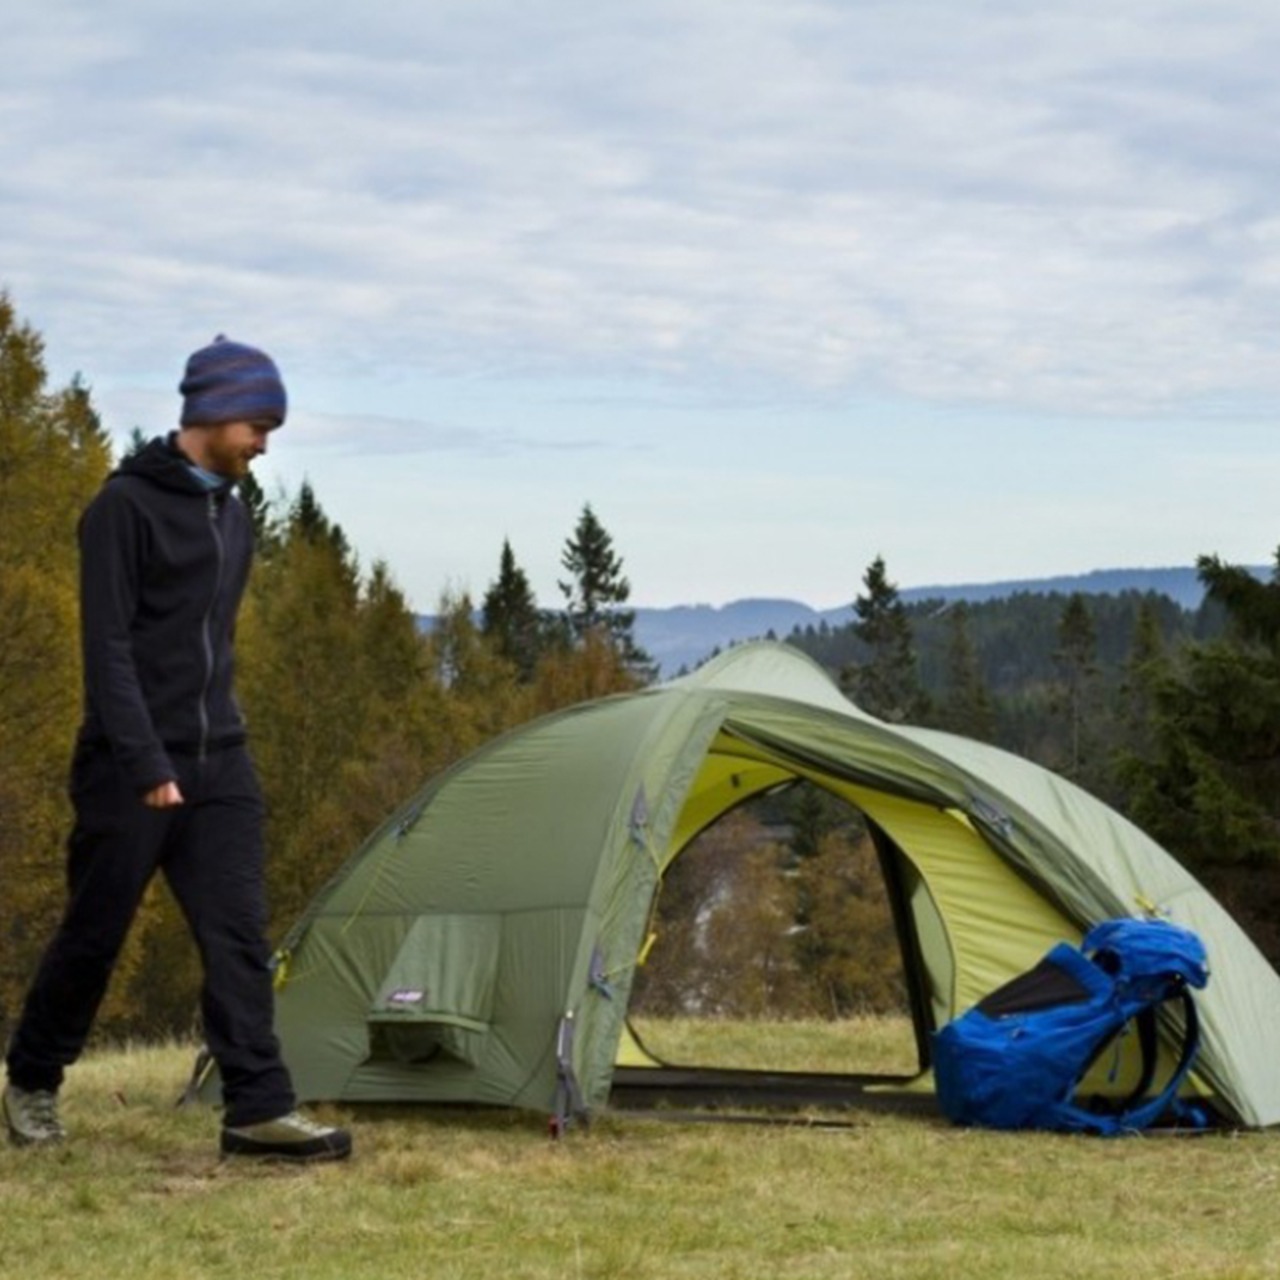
[792,829,906,1016]
[633,799,907,1024]
[0,295,112,1027]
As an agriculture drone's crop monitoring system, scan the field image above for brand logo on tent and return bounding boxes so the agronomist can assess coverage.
[387,988,426,1006]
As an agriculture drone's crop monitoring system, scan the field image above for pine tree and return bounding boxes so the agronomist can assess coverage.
[481,538,545,680]
[1119,550,1280,874]
[842,556,927,721]
[1197,550,1280,652]
[1115,597,1168,759]
[939,602,996,741]
[237,468,275,549]
[557,503,652,677]
[1053,593,1099,780]
[787,783,829,865]
[290,479,352,562]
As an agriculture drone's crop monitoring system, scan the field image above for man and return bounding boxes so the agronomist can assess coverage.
[3,336,352,1162]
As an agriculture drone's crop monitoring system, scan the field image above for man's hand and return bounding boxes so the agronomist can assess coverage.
[142,781,184,808]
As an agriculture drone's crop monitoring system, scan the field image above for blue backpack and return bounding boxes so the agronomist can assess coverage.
[933,918,1210,1135]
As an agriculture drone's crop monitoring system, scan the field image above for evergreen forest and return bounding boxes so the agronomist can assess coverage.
[3,292,1279,1045]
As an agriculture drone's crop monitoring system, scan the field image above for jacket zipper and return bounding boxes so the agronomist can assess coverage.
[199,492,226,762]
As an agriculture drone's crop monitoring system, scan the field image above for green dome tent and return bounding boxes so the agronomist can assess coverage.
[211,642,1280,1128]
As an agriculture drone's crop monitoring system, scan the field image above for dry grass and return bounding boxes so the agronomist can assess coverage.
[2,1026,1278,1279]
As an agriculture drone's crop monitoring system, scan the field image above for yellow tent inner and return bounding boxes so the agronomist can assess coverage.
[618,734,1171,1096]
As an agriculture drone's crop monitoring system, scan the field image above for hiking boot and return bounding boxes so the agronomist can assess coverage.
[220,1111,352,1163]
[3,1084,66,1147]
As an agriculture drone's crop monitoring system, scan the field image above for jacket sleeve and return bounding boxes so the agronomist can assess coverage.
[78,486,176,794]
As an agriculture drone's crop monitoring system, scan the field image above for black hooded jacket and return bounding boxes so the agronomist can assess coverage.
[77,434,254,793]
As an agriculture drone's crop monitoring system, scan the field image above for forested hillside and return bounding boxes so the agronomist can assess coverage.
[787,585,1221,775]
[3,291,1279,1043]
[783,556,1280,962]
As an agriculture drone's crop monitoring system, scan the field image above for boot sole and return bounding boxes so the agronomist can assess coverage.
[220,1136,352,1163]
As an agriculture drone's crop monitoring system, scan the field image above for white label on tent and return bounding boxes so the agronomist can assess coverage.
[387,988,426,1005]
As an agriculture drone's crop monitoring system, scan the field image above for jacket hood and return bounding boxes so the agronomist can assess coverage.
[114,433,230,496]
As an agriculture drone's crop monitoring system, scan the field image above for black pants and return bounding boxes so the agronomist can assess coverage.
[6,744,295,1128]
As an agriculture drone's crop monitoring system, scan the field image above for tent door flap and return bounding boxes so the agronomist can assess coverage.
[366,914,502,1068]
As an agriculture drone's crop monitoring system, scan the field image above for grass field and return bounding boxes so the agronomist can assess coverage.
[2,1020,1278,1280]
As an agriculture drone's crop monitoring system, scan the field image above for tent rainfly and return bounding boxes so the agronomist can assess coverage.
[201,642,1280,1130]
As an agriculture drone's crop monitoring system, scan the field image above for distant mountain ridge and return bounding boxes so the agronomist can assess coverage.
[418,565,1267,677]
[631,565,1264,676]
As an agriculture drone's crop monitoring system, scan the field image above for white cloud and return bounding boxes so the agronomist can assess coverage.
[7,1,1278,405]
[5,1,1280,605]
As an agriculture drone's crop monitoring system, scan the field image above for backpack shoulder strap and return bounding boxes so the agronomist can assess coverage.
[1051,986,1201,1135]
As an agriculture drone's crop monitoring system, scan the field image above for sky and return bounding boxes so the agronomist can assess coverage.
[5,1,1279,611]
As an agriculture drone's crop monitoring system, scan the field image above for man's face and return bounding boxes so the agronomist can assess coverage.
[202,420,274,479]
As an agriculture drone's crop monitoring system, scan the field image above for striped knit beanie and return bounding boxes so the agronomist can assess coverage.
[179,335,287,427]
